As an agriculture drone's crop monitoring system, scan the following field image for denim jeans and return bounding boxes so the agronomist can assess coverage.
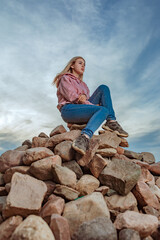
[61,85,116,138]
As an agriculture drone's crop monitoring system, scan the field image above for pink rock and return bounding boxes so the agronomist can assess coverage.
[50,214,71,240]
[29,155,62,180]
[3,166,30,183]
[139,167,155,185]
[76,174,100,195]
[0,150,25,173]
[54,141,75,161]
[149,162,160,175]
[156,177,160,188]
[119,138,129,147]
[141,152,155,164]
[50,125,67,137]
[44,181,56,202]
[46,130,81,148]
[94,131,121,149]
[2,172,47,218]
[0,215,23,240]
[132,181,160,209]
[88,154,108,178]
[116,146,124,155]
[114,210,158,238]
[32,137,48,148]
[23,147,54,165]
[113,153,131,161]
[41,194,65,220]
[54,185,80,201]
[132,159,150,169]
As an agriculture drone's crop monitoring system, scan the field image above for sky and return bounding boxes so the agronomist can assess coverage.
[0,0,160,162]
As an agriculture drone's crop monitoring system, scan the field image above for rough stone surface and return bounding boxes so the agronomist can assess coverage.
[149,162,160,175]
[141,152,155,164]
[62,160,83,179]
[139,167,155,185]
[94,131,121,149]
[149,184,160,200]
[15,145,29,151]
[52,164,77,188]
[44,181,56,202]
[0,173,4,185]
[50,214,71,240]
[0,150,25,173]
[77,139,100,166]
[124,150,143,160]
[29,155,62,180]
[0,196,7,212]
[50,125,67,137]
[54,140,75,161]
[105,192,137,213]
[99,158,141,195]
[96,148,117,157]
[0,215,23,240]
[132,180,160,209]
[95,186,109,195]
[119,229,140,240]
[41,194,64,220]
[143,206,160,218]
[32,137,48,148]
[76,174,100,196]
[114,210,158,238]
[88,154,108,178]
[63,192,110,236]
[5,183,11,193]
[119,137,129,147]
[22,139,32,148]
[116,146,124,155]
[23,147,54,165]
[38,132,49,138]
[54,185,80,201]
[0,186,7,196]
[46,130,81,148]
[3,166,30,183]
[156,177,160,188]
[132,159,150,169]
[11,215,55,240]
[72,216,117,240]
[3,172,47,218]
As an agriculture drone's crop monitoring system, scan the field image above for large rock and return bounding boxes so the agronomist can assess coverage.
[0,215,23,240]
[32,137,48,148]
[141,152,155,164]
[156,177,160,188]
[3,166,30,183]
[0,196,7,212]
[119,137,129,147]
[52,164,77,189]
[93,131,121,149]
[63,192,110,236]
[46,130,81,148]
[72,216,117,240]
[139,167,155,185]
[132,180,160,209]
[54,140,75,161]
[149,162,160,175]
[124,150,143,160]
[50,125,67,137]
[54,185,80,201]
[88,154,108,178]
[0,173,4,185]
[44,181,56,202]
[50,214,71,240]
[119,229,140,240]
[29,155,61,180]
[99,158,141,195]
[96,148,117,157]
[76,174,100,196]
[3,172,47,218]
[41,194,65,220]
[0,150,25,173]
[114,210,158,238]
[11,215,55,240]
[23,147,54,165]
[105,192,137,213]
[62,160,83,179]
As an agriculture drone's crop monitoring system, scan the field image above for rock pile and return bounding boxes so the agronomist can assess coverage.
[0,124,160,240]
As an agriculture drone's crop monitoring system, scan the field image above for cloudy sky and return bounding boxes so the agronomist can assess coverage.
[0,0,160,161]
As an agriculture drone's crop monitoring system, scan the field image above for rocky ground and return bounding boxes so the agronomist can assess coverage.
[0,123,160,240]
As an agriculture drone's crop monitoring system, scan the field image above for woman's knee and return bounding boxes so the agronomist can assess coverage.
[98,84,110,93]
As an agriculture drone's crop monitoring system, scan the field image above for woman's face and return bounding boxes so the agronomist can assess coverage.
[71,58,85,77]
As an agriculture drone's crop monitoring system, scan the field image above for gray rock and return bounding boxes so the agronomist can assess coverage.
[124,150,143,160]
[141,152,155,164]
[71,217,117,240]
[119,229,140,240]
[99,158,141,195]
[54,140,75,161]
[62,160,83,179]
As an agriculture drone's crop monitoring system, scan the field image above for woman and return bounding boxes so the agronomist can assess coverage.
[53,56,128,155]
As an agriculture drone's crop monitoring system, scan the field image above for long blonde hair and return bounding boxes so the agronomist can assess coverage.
[53,56,85,87]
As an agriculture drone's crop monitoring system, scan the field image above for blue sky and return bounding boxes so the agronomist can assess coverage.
[0,0,160,161]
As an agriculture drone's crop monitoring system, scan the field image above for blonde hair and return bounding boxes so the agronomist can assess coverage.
[53,56,85,87]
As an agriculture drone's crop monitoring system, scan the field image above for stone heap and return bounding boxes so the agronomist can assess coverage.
[0,124,160,240]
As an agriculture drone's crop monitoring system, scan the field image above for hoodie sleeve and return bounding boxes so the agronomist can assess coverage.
[58,75,79,102]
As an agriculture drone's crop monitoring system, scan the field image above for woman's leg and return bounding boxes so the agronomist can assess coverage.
[61,103,109,138]
[89,84,116,121]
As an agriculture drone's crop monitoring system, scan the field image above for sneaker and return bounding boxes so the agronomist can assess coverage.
[102,121,129,137]
[72,134,90,155]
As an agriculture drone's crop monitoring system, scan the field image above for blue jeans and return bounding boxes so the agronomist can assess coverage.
[61,85,116,138]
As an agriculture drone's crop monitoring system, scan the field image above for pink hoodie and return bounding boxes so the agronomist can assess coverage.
[57,73,93,111]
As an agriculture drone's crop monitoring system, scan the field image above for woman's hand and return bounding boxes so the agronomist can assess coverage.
[78,94,87,103]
